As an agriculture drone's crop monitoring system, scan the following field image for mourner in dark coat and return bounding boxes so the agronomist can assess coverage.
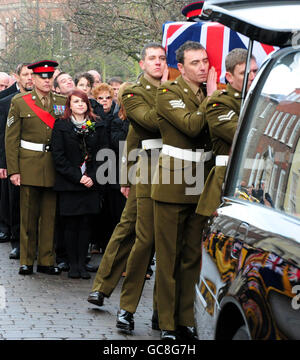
[51,89,108,279]
[90,83,127,253]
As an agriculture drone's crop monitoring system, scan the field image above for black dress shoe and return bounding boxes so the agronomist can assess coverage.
[85,263,98,272]
[9,247,20,259]
[79,268,91,279]
[87,291,105,306]
[36,265,61,275]
[19,265,33,275]
[161,330,177,341]
[116,309,134,331]
[68,267,80,279]
[57,262,70,272]
[0,232,9,242]
[177,326,198,340]
[152,310,160,330]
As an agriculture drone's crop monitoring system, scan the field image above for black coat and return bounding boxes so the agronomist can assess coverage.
[0,91,19,168]
[0,82,18,100]
[51,117,108,192]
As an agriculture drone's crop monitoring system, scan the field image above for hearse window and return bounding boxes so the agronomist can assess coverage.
[233,51,300,219]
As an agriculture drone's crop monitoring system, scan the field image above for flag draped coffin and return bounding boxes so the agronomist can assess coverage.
[162,21,277,84]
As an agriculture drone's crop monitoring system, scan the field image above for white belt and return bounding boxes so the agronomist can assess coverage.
[162,144,212,162]
[141,138,163,150]
[216,155,229,166]
[20,140,50,152]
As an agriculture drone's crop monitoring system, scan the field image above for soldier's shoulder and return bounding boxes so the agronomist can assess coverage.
[12,91,31,102]
[122,82,141,97]
[207,89,234,108]
[158,80,179,95]
[52,93,66,104]
[53,93,66,100]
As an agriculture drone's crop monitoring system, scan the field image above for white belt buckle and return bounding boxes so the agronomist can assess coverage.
[216,155,229,166]
[142,138,163,150]
[162,144,212,163]
[20,140,49,152]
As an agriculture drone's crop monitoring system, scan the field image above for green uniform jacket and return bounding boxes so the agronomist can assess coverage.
[5,90,66,187]
[196,84,241,216]
[151,75,214,204]
[122,76,161,198]
[119,123,140,187]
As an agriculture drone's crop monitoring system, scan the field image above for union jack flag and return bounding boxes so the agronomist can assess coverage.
[162,21,277,84]
[265,253,284,275]
[288,266,300,283]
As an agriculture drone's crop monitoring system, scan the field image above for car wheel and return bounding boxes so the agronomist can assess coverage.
[232,325,251,340]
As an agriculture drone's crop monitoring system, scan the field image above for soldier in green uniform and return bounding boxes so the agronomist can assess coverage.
[87,123,139,306]
[115,43,168,332]
[196,48,258,217]
[151,41,217,340]
[5,60,66,275]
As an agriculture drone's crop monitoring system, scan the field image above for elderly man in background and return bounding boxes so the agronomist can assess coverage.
[0,63,33,259]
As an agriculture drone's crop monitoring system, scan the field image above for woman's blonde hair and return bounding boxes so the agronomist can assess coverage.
[92,83,114,99]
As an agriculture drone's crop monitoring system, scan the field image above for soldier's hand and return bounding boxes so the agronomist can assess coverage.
[121,186,130,198]
[80,175,93,188]
[161,66,169,83]
[10,173,20,186]
[0,168,7,179]
[206,66,218,97]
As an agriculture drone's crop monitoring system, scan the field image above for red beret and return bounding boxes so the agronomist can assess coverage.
[182,1,204,20]
[28,60,59,74]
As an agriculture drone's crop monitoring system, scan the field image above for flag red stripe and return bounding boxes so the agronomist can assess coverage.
[261,43,275,55]
[206,25,224,83]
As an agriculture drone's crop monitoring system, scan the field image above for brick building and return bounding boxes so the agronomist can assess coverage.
[0,0,67,50]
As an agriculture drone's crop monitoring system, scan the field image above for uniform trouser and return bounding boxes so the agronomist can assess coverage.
[20,185,56,267]
[9,179,20,246]
[120,196,154,313]
[91,185,137,296]
[154,200,207,331]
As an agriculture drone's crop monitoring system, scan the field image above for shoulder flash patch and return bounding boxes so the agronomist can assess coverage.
[127,94,134,98]
[212,103,219,108]
[162,88,168,93]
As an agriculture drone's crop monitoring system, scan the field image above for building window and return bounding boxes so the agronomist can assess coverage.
[274,113,290,140]
[281,115,297,144]
[287,119,300,148]
[269,111,284,138]
[264,110,278,135]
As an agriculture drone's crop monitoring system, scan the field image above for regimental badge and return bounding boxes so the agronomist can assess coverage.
[169,99,186,109]
[53,105,66,116]
[7,116,14,127]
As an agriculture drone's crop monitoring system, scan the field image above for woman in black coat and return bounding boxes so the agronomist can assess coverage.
[90,83,127,253]
[51,89,108,279]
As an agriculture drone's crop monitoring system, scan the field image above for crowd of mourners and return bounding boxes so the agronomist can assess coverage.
[0,66,150,280]
[0,36,258,340]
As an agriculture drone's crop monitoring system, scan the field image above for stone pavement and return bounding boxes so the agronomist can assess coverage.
[0,241,160,340]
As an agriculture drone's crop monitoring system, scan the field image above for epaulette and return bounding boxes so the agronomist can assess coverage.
[17,91,31,99]
[217,89,228,96]
[53,93,66,99]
